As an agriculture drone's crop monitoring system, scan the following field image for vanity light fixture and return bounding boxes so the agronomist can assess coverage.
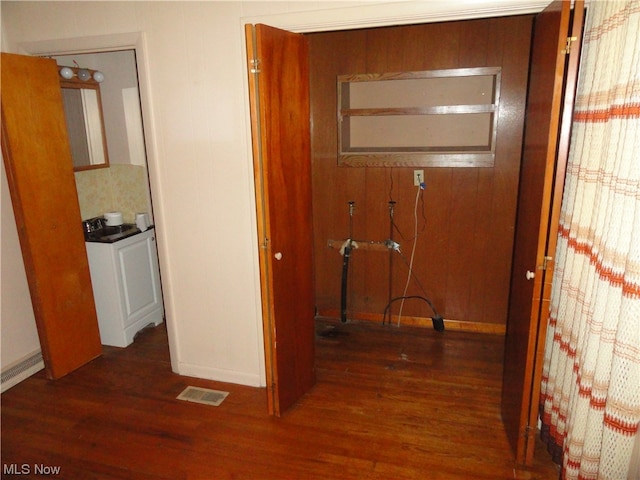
[59,66,74,79]
[77,68,91,81]
[58,61,104,83]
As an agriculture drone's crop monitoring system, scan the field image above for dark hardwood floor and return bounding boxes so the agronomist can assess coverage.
[1,319,559,479]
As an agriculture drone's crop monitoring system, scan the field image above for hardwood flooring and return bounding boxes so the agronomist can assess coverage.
[1,319,559,479]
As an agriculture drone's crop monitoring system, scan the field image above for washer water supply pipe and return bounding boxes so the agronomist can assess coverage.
[388,200,396,313]
[336,197,444,332]
[340,201,355,322]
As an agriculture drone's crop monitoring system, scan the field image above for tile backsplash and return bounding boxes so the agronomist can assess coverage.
[75,164,151,224]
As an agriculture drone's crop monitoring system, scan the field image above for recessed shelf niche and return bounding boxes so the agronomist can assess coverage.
[338,67,501,167]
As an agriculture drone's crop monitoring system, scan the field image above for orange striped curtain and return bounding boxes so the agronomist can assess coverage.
[539,2,640,480]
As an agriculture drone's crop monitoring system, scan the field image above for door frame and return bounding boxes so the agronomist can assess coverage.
[13,33,176,372]
[240,1,551,34]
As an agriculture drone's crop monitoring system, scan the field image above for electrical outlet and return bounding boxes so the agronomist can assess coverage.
[413,170,424,187]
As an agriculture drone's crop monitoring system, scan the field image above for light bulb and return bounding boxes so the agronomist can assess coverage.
[93,71,105,83]
[77,69,91,81]
[59,66,74,79]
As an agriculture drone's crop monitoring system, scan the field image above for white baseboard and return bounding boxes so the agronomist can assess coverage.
[175,362,263,388]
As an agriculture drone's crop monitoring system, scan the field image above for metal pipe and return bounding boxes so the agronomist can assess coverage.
[340,201,355,323]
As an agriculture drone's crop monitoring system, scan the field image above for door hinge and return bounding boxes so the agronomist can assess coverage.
[539,255,553,271]
[250,58,261,74]
[262,237,269,249]
[561,36,578,55]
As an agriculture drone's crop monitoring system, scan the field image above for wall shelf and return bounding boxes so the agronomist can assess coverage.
[338,67,501,167]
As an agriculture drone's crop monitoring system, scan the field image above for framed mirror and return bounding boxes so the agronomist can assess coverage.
[59,67,110,171]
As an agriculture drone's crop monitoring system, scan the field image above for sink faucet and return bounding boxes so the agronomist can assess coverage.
[82,216,106,233]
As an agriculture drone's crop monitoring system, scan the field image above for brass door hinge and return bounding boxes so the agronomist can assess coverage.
[250,58,261,74]
[539,255,553,271]
[561,36,578,55]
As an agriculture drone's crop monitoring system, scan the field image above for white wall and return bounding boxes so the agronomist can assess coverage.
[1,1,548,389]
[0,4,43,390]
[1,158,43,388]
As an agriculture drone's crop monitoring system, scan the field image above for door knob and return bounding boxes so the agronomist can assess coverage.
[274,252,283,260]
[526,270,535,280]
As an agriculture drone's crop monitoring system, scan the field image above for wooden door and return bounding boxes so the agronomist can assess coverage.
[1,53,103,379]
[501,1,584,466]
[245,24,316,416]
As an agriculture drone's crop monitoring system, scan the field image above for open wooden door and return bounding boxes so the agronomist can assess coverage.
[1,53,103,379]
[245,24,316,416]
[501,1,585,466]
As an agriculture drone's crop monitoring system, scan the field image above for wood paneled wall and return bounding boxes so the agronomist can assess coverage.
[307,16,534,332]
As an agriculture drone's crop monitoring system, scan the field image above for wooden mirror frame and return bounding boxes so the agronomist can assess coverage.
[59,66,110,171]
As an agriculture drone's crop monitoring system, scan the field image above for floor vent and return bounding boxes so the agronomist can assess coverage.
[176,386,229,407]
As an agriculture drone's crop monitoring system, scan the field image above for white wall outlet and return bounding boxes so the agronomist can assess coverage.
[413,170,424,186]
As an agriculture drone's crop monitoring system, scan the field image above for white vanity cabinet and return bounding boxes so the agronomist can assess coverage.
[85,228,164,347]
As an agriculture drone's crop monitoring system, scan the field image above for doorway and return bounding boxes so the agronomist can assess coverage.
[50,48,166,347]
[246,13,532,413]
[15,33,176,370]
[246,2,579,470]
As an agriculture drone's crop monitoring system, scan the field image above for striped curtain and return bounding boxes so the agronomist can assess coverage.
[539,2,640,480]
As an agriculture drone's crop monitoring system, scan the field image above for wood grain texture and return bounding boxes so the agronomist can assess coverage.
[247,24,316,415]
[308,16,534,330]
[1,322,559,479]
[1,53,102,379]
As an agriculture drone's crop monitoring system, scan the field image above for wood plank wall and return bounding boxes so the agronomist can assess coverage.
[307,16,534,333]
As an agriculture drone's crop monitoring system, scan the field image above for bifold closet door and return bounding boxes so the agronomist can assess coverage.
[245,24,316,416]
